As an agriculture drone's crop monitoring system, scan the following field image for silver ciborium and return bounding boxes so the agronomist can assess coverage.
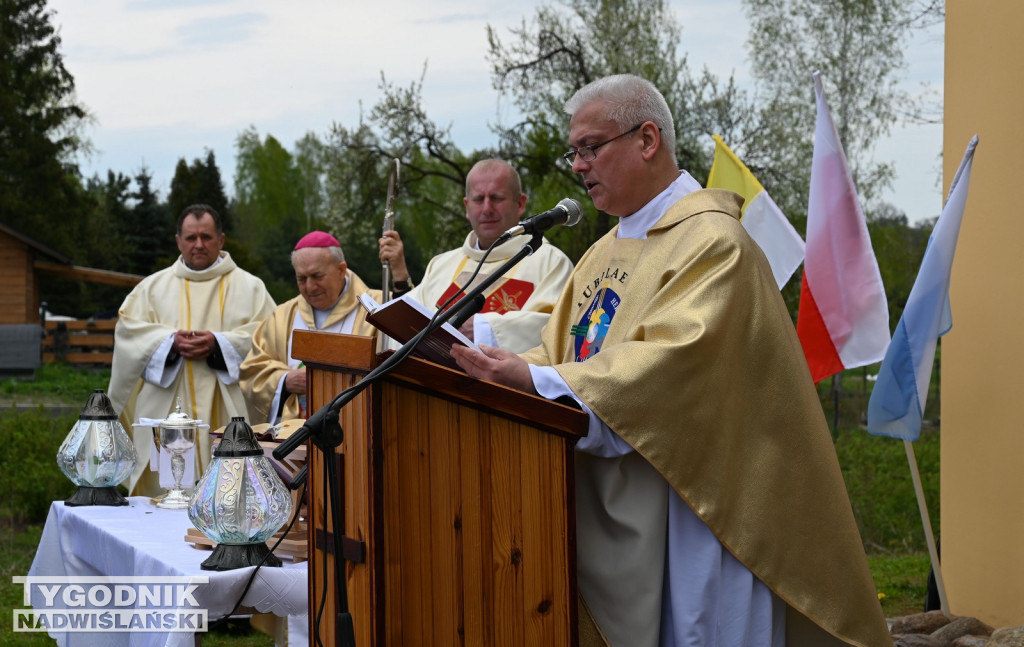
[155,400,199,509]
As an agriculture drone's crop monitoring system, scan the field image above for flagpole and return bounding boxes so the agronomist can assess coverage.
[904,438,949,615]
[830,374,840,437]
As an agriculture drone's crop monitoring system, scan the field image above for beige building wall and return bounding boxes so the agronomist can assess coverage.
[943,0,1024,627]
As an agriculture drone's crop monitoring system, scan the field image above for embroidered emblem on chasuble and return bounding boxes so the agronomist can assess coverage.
[570,281,620,362]
[436,276,535,314]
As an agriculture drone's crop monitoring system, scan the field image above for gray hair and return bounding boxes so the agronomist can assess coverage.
[290,244,345,266]
[564,74,677,163]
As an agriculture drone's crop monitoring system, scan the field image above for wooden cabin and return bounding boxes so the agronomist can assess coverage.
[0,222,68,325]
[0,222,143,325]
[0,223,143,367]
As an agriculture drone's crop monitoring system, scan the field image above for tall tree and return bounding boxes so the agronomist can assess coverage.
[167,158,193,221]
[486,0,759,260]
[94,170,132,270]
[742,0,915,215]
[127,166,174,274]
[487,0,688,139]
[293,131,328,233]
[319,1,759,270]
[167,150,232,232]
[233,127,308,300]
[0,0,91,253]
[168,150,255,271]
[42,172,131,317]
[322,70,475,285]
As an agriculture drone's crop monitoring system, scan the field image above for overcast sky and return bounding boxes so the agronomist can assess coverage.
[48,0,944,224]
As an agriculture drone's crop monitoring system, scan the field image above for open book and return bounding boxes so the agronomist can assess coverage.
[358,293,482,370]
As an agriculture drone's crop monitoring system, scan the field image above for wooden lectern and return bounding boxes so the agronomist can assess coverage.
[291,330,588,646]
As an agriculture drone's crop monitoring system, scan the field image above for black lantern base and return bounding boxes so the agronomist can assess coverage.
[200,542,283,571]
[64,486,129,507]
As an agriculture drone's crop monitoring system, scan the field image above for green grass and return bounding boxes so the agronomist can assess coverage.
[0,363,112,404]
[1,524,51,646]
[0,363,938,640]
[870,553,934,617]
[835,426,940,554]
[0,408,79,525]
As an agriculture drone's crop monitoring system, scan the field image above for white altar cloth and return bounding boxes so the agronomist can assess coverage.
[24,497,307,647]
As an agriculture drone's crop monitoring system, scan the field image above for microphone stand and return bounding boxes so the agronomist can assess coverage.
[273,231,545,646]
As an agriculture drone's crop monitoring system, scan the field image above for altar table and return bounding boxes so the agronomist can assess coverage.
[23,497,308,647]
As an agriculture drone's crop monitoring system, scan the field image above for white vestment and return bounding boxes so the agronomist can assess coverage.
[406,232,574,352]
[108,252,276,495]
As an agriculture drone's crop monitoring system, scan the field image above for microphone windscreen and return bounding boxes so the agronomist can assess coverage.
[559,198,583,227]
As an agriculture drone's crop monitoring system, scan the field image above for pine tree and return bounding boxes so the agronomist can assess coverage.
[0,0,90,252]
[128,166,173,274]
[167,151,231,232]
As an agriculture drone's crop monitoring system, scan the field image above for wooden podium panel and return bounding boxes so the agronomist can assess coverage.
[292,330,587,647]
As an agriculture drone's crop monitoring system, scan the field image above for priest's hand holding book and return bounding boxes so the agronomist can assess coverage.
[450,344,536,394]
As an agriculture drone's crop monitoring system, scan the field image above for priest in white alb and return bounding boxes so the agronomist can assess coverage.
[241,231,380,425]
[378,159,574,353]
[108,204,276,497]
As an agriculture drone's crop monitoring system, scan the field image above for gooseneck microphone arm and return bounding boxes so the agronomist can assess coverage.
[448,294,486,329]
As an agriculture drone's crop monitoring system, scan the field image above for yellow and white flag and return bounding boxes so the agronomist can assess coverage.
[707,134,805,289]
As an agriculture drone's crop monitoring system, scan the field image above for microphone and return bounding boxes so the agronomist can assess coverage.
[499,198,582,240]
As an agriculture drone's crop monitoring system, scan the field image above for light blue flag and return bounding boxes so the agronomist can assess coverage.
[867,136,979,441]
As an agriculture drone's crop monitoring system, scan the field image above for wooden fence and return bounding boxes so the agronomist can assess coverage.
[43,319,116,365]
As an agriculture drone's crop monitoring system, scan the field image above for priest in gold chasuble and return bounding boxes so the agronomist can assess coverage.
[452,75,891,647]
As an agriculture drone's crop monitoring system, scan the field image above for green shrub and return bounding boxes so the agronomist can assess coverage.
[0,409,78,524]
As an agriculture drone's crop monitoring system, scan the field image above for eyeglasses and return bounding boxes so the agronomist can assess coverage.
[562,123,644,165]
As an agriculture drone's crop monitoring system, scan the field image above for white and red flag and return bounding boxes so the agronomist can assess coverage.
[796,72,890,383]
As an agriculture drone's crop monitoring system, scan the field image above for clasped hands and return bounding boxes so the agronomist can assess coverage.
[172,329,216,360]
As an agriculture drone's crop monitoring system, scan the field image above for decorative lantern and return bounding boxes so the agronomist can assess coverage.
[155,400,199,510]
[188,417,293,571]
[57,389,137,506]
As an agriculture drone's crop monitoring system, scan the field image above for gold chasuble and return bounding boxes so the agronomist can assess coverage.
[109,252,276,495]
[521,189,890,647]
[240,271,380,424]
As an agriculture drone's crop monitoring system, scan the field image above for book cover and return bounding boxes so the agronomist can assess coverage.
[358,293,480,370]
